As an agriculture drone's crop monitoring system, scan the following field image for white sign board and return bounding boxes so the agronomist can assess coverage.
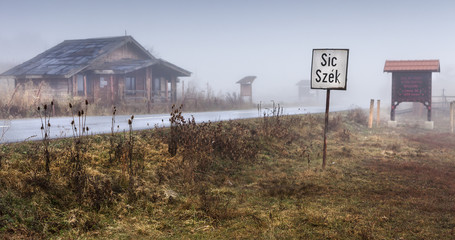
[311,49,349,90]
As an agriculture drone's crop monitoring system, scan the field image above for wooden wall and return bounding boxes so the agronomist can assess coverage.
[14,65,178,106]
[240,84,252,97]
[16,78,70,101]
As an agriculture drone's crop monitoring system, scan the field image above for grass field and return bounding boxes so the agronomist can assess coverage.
[0,108,454,239]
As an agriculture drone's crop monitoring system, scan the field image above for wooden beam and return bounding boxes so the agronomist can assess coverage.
[68,78,71,95]
[146,67,151,101]
[182,80,185,100]
[73,75,77,96]
[368,99,374,128]
[110,75,114,104]
[165,77,169,101]
[119,77,124,101]
[451,101,454,133]
[171,76,177,103]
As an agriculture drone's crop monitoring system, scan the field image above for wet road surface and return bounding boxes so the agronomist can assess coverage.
[0,106,347,143]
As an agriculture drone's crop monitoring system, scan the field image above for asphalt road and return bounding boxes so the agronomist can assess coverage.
[0,105,347,143]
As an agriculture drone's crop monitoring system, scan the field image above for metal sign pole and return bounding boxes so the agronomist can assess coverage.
[322,89,330,169]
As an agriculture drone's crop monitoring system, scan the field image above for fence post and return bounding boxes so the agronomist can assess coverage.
[450,101,454,133]
[368,99,374,128]
[376,99,381,127]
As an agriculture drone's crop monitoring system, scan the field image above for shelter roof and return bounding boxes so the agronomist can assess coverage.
[0,36,190,78]
[1,36,152,78]
[157,59,191,77]
[384,60,440,72]
[296,80,310,86]
[236,76,256,84]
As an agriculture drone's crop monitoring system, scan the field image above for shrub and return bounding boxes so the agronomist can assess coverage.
[328,114,343,132]
[212,121,258,163]
[346,108,368,125]
[164,105,259,183]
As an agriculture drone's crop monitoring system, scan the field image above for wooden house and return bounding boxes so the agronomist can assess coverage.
[0,36,190,105]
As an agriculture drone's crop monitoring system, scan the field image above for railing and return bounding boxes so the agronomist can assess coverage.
[124,90,146,97]
[123,90,175,102]
[433,95,455,110]
[395,96,455,115]
[151,90,172,102]
[152,90,171,96]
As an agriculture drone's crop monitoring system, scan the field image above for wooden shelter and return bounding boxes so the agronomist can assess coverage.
[384,59,440,121]
[296,79,320,104]
[236,76,256,103]
[0,36,190,105]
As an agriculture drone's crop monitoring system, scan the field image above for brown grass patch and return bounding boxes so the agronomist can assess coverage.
[407,132,455,149]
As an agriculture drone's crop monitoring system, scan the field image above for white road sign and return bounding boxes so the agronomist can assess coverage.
[311,49,349,90]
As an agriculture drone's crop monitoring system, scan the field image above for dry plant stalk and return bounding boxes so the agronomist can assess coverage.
[68,99,90,198]
[38,101,53,175]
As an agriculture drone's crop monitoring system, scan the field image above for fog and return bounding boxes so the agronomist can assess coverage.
[1,0,455,109]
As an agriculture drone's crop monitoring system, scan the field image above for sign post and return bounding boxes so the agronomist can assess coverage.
[311,49,349,169]
[384,60,439,129]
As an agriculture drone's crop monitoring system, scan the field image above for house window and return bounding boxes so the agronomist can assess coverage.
[125,77,136,95]
[77,75,84,96]
[100,77,108,88]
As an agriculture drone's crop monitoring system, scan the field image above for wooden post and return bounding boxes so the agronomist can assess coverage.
[368,99,374,128]
[322,89,330,169]
[171,76,177,103]
[73,75,77,96]
[427,105,432,122]
[450,101,454,133]
[83,75,87,98]
[68,78,71,95]
[390,104,396,121]
[376,99,381,127]
[110,75,114,104]
[146,68,151,102]
[165,78,169,102]
[182,80,185,101]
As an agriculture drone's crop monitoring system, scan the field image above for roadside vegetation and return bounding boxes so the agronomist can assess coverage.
[0,106,455,239]
[0,81,249,119]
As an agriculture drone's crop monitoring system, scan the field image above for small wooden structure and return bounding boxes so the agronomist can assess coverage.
[0,36,190,106]
[236,76,256,103]
[296,80,310,101]
[296,79,320,102]
[384,60,440,121]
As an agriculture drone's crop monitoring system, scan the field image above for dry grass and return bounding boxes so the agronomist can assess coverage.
[1,111,455,239]
[0,80,253,119]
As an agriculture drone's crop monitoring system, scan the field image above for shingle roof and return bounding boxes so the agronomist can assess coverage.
[384,60,440,72]
[1,36,155,78]
[236,76,256,84]
[157,59,191,77]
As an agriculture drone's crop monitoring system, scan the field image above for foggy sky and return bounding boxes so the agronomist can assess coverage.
[1,0,455,107]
